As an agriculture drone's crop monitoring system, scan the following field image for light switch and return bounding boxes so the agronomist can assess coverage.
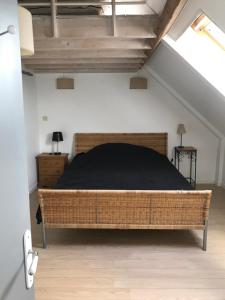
[42,116,48,121]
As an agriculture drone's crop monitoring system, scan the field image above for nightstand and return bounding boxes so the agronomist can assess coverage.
[174,146,197,188]
[36,153,69,188]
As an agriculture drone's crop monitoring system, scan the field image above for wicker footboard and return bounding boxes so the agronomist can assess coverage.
[38,189,212,249]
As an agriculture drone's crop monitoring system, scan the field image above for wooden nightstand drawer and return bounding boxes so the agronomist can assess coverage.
[38,158,64,166]
[39,175,59,188]
[39,160,64,175]
[36,153,69,188]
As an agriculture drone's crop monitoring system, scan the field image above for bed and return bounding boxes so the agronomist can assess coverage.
[38,133,211,250]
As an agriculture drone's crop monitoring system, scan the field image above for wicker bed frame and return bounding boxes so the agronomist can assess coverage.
[38,133,211,250]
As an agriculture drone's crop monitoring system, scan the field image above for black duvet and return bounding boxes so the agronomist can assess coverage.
[36,143,192,223]
[56,143,192,190]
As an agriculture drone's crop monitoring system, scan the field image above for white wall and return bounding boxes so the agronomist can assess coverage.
[23,75,39,192]
[35,72,219,184]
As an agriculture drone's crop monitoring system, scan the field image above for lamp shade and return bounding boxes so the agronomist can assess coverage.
[18,6,34,56]
[52,132,63,142]
[177,124,186,134]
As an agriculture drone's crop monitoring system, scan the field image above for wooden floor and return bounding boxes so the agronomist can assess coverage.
[30,185,225,300]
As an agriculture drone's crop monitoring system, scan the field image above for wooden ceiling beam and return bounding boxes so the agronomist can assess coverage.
[34,68,139,73]
[29,49,147,58]
[26,63,142,69]
[33,15,157,39]
[22,58,145,64]
[19,1,178,73]
[147,0,188,57]
[56,1,146,5]
[50,0,57,37]
[112,0,116,37]
[156,0,188,41]
[19,1,146,7]
[34,37,151,50]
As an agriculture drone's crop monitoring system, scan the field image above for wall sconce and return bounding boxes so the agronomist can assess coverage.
[130,77,148,89]
[56,78,75,89]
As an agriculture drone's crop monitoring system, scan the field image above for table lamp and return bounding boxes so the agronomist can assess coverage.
[52,131,63,155]
[177,124,186,147]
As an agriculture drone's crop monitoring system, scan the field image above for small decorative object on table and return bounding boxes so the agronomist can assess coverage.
[174,146,197,188]
[177,124,186,147]
[52,131,63,155]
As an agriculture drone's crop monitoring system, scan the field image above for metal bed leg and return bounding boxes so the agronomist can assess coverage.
[42,222,47,249]
[203,220,208,251]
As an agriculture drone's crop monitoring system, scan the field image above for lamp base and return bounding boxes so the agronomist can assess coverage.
[54,152,61,155]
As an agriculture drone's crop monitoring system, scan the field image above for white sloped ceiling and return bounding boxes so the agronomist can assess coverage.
[147,42,225,137]
[146,0,225,137]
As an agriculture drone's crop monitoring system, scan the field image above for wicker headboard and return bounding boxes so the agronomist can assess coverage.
[75,133,168,156]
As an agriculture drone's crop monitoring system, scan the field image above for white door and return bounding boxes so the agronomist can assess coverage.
[0,1,35,299]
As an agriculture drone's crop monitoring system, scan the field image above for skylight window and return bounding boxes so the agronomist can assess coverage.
[164,13,225,97]
[191,14,225,51]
